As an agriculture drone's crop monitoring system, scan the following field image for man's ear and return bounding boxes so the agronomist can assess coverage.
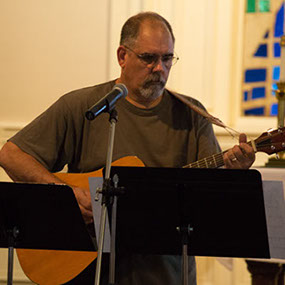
[117,46,127,68]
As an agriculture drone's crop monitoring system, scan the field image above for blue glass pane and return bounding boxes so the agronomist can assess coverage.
[274,42,281,57]
[274,3,284,37]
[254,44,267,57]
[271,103,278,115]
[273,66,280,80]
[252,87,265,99]
[272,83,278,95]
[264,30,269,38]
[244,107,265,115]
[244,91,249,101]
[245,69,266,82]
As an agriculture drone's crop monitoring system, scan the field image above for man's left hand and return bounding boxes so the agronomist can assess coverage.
[223,133,255,169]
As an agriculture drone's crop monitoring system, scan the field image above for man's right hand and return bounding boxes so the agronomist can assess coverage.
[72,186,94,224]
[0,142,95,225]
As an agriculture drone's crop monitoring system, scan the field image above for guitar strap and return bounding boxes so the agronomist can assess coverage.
[170,91,225,127]
[170,91,258,152]
[170,91,240,135]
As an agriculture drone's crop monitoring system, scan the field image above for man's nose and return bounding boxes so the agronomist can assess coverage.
[152,57,165,72]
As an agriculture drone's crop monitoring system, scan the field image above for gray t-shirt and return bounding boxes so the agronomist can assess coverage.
[10,80,221,285]
[10,80,220,172]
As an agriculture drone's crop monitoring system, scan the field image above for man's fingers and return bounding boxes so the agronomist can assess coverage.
[223,133,255,169]
[239,143,255,160]
[72,186,93,223]
[239,133,247,144]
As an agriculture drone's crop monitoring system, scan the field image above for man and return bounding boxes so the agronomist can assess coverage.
[0,12,255,285]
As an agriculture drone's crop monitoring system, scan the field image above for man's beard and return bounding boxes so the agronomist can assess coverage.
[138,73,166,101]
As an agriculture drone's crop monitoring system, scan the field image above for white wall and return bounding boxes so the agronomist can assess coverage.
[0,1,111,283]
[0,0,110,127]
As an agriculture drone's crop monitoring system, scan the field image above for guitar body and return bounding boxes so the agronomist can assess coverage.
[16,249,97,285]
[16,156,145,285]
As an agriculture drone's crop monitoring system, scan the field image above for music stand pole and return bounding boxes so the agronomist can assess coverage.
[7,245,13,285]
[108,174,120,284]
[94,109,118,285]
[177,225,193,285]
[6,226,20,285]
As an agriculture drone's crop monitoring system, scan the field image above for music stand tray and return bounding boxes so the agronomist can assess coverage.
[110,166,270,259]
[0,182,96,284]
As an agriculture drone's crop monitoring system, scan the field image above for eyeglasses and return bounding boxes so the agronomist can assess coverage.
[124,45,179,68]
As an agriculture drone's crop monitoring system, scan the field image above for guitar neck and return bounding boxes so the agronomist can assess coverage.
[183,151,226,169]
[183,141,254,169]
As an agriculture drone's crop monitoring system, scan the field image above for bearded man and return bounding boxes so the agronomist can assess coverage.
[0,12,255,285]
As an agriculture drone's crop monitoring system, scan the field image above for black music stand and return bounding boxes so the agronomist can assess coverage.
[110,167,270,285]
[0,182,96,285]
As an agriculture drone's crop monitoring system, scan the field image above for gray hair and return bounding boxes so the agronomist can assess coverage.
[120,12,175,47]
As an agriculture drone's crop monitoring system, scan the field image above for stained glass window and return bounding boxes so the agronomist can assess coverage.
[244,107,265,115]
[275,4,284,37]
[247,0,270,13]
[271,103,278,115]
[245,69,267,82]
[264,30,269,38]
[259,0,270,12]
[273,66,280,80]
[242,0,284,116]
[252,87,266,99]
[247,0,256,12]
[274,42,281,57]
[254,44,268,57]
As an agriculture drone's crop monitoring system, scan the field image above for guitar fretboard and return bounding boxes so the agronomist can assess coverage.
[183,141,254,169]
[183,151,226,169]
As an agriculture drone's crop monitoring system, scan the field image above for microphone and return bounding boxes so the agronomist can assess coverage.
[85,83,128,120]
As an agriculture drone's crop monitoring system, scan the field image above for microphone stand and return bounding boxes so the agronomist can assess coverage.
[94,108,122,285]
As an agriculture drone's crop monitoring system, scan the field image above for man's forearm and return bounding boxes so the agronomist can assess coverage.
[0,141,62,183]
[0,142,94,224]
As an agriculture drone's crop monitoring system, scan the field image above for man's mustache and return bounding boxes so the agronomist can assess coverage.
[143,73,166,88]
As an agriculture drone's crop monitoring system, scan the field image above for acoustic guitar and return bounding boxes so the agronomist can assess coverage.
[16,128,285,284]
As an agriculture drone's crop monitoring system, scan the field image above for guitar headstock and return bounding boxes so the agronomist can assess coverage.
[254,127,285,155]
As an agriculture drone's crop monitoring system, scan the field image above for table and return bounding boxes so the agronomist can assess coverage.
[246,167,285,285]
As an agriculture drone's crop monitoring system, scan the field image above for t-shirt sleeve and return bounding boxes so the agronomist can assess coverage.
[196,117,221,160]
[192,100,221,160]
[9,96,78,172]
